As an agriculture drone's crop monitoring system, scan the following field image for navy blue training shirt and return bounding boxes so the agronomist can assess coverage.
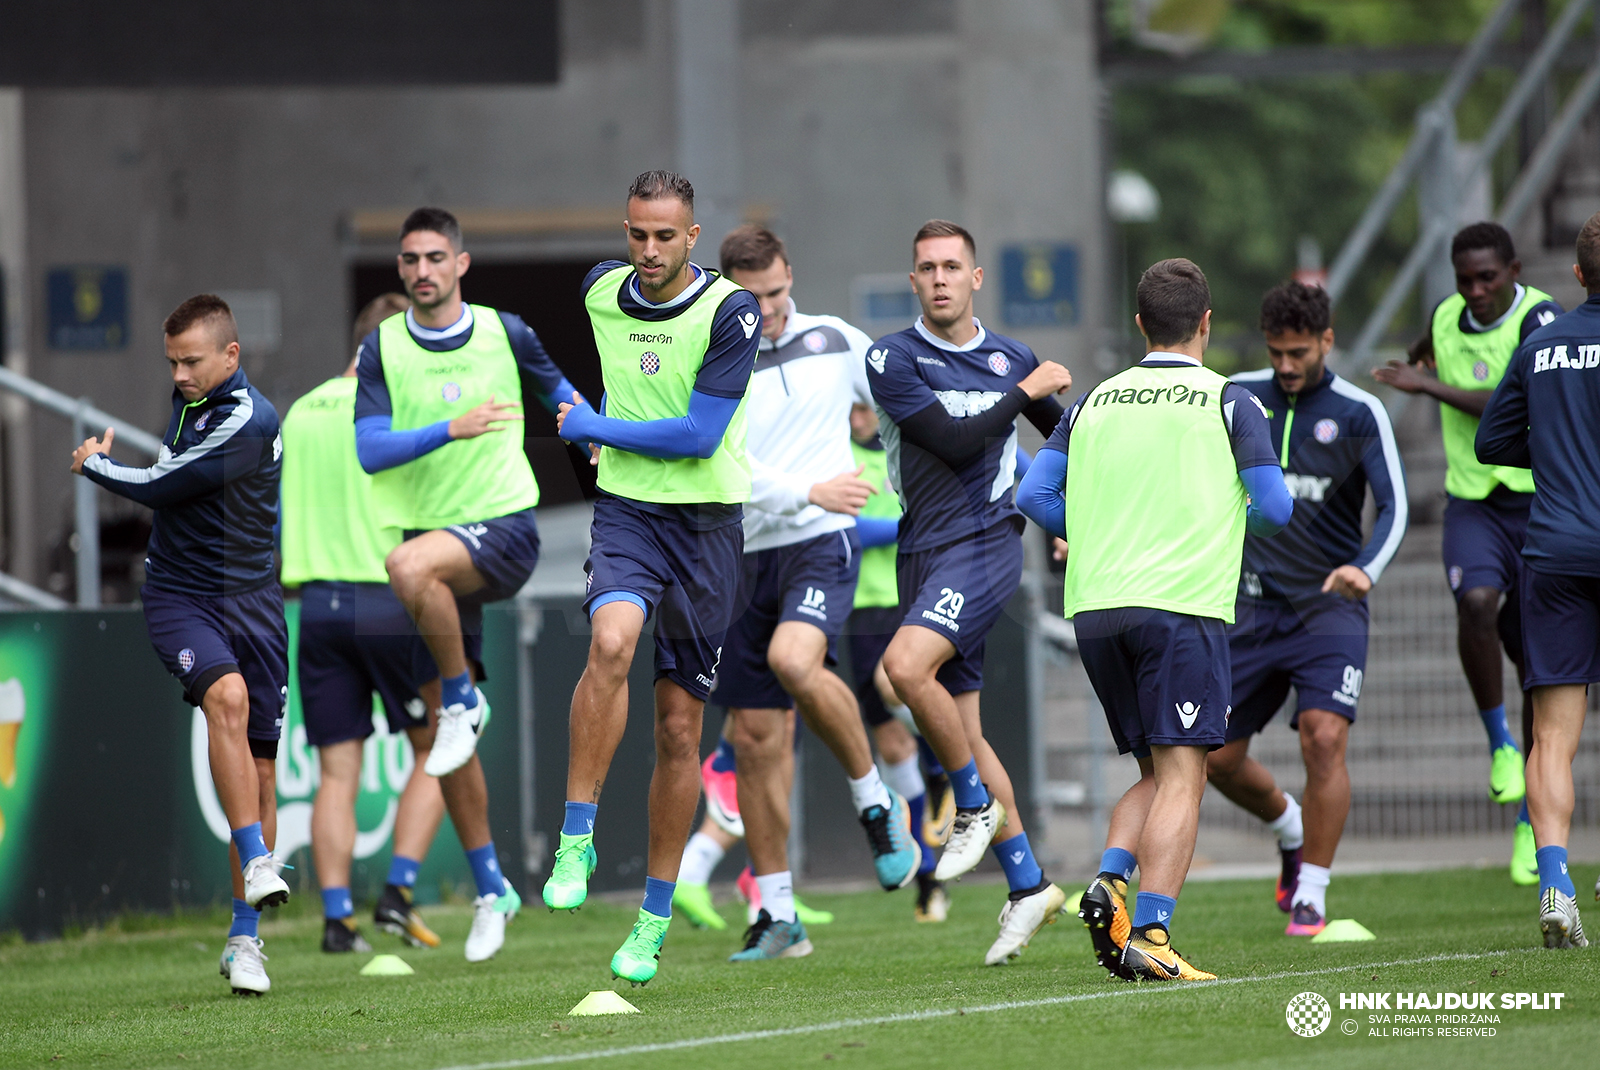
[1230,367,1408,606]
[81,367,281,597]
[868,318,1055,553]
[1477,293,1600,577]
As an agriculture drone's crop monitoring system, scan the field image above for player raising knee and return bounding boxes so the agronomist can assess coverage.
[1208,281,1407,936]
[868,221,1072,965]
[74,295,289,995]
[1475,211,1600,949]
[550,171,760,985]
[1019,258,1293,981]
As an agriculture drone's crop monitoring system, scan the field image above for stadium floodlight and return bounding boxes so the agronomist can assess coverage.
[1107,170,1161,224]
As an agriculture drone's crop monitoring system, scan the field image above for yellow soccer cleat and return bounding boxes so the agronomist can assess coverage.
[1120,926,1215,982]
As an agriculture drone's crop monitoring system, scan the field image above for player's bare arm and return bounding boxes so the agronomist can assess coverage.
[1372,359,1493,417]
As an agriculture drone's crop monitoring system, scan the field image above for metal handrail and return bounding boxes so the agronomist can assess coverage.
[0,364,163,457]
[0,569,67,609]
[1499,55,1600,229]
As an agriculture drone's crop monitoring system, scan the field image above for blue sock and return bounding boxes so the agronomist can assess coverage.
[230,822,268,870]
[322,887,353,920]
[1132,891,1177,931]
[993,832,1044,893]
[1099,847,1137,881]
[909,791,936,873]
[229,898,260,940]
[387,854,421,888]
[563,801,598,836]
[642,876,674,918]
[465,843,505,898]
[1478,704,1518,753]
[443,670,476,708]
[916,736,944,777]
[1536,845,1577,897]
[1518,800,1530,825]
[950,759,986,810]
[710,737,737,774]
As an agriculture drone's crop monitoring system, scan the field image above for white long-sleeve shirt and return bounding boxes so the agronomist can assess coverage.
[742,300,875,552]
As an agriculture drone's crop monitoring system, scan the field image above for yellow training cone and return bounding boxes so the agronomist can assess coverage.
[1311,919,1376,943]
[360,954,415,975]
[569,990,641,1016]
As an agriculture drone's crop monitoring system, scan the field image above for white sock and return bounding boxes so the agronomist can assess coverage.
[677,831,725,885]
[848,766,893,813]
[755,870,795,923]
[1293,863,1330,916]
[886,701,917,731]
[880,754,925,803]
[1268,793,1304,850]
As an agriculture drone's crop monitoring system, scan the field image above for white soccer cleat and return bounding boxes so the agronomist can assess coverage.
[934,795,1006,881]
[465,882,521,962]
[424,688,491,777]
[219,936,271,995]
[985,882,1066,965]
[241,853,289,909]
[1540,888,1589,949]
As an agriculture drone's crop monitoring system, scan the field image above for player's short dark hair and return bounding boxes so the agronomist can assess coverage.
[628,170,695,211]
[1577,211,1600,290]
[720,225,788,276]
[352,293,410,351]
[1451,221,1516,266]
[1136,258,1210,347]
[913,219,976,263]
[401,207,463,250]
[1259,279,1331,337]
[163,294,238,348]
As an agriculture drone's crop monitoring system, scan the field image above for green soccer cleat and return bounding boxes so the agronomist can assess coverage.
[1511,821,1539,886]
[542,832,597,912]
[1488,744,1526,805]
[611,909,671,985]
[794,896,835,927]
[672,881,727,930]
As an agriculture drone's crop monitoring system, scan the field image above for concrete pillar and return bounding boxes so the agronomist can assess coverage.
[675,0,742,260]
[0,89,37,584]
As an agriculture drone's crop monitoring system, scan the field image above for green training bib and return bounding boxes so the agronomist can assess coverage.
[851,440,900,610]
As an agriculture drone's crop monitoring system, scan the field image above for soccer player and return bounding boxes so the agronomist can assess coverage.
[1017,258,1292,981]
[1475,210,1600,948]
[73,295,289,995]
[548,171,760,984]
[1373,222,1560,885]
[1207,281,1407,936]
[869,220,1072,965]
[709,224,918,961]
[356,207,586,961]
[281,293,449,953]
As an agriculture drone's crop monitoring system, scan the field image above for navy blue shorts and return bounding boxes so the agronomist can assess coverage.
[848,605,902,727]
[297,581,429,747]
[1442,490,1531,599]
[714,529,862,710]
[425,507,541,605]
[1075,607,1230,755]
[1520,569,1600,688]
[142,583,288,753]
[897,518,1025,696]
[584,494,745,701]
[1227,597,1369,740]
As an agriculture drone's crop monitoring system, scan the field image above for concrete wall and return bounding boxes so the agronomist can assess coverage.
[8,0,1101,593]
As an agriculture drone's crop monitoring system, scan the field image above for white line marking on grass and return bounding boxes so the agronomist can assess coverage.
[431,949,1527,1070]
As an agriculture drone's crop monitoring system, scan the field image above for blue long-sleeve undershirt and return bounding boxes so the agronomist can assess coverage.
[854,515,899,549]
[355,379,584,475]
[1015,451,1293,539]
[558,389,740,461]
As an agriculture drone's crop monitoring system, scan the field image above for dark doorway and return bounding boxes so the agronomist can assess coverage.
[351,258,616,507]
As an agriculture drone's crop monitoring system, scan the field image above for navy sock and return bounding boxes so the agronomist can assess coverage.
[1518,800,1530,825]
[1099,847,1137,881]
[710,736,737,774]
[230,822,269,870]
[229,898,260,940]
[322,887,353,920]
[443,670,476,709]
[1478,704,1518,753]
[916,736,944,777]
[950,759,986,810]
[465,843,506,898]
[993,832,1044,893]
[563,801,598,836]
[642,876,674,918]
[1132,891,1177,931]
[1536,845,1577,897]
[387,854,421,888]
[909,791,936,873]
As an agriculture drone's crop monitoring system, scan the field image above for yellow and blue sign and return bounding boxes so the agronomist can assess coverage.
[1001,243,1078,328]
[47,266,128,350]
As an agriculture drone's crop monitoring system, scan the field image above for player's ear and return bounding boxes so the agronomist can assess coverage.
[457,250,471,277]
[226,340,241,364]
[971,265,983,291]
[1321,327,1335,353]
[685,222,700,251]
[1573,262,1586,289]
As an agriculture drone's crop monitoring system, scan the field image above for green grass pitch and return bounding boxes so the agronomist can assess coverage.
[2,867,1597,1069]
